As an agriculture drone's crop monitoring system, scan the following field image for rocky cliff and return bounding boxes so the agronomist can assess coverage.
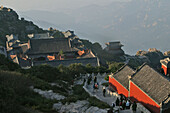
[136,48,165,67]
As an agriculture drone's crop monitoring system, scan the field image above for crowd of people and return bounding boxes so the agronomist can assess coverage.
[108,95,137,113]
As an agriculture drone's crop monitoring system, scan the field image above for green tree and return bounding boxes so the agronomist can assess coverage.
[58,64,69,74]
[68,63,86,76]
[58,50,64,56]
[85,63,95,74]
[108,62,124,73]
[95,66,107,73]
[53,30,65,38]
[28,64,60,82]
[0,54,20,71]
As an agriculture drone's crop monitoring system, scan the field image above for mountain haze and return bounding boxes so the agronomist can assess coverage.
[19,0,170,54]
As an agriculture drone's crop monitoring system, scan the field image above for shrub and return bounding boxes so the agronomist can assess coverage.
[0,71,32,113]
[108,62,124,73]
[0,54,20,71]
[88,97,110,109]
[101,82,109,87]
[27,64,60,82]
[68,63,86,76]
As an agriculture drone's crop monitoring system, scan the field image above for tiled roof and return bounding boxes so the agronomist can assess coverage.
[111,65,135,90]
[27,38,77,54]
[131,64,170,104]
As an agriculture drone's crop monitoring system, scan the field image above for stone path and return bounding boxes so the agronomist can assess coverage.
[83,73,118,106]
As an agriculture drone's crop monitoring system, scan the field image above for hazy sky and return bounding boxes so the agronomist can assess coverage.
[1,0,131,11]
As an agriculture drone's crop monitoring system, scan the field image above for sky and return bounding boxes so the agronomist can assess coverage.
[1,0,131,11]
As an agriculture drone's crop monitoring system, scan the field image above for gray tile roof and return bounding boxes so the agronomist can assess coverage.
[112,65,135,90]
[27,38,77,54]
[131,64,170,104]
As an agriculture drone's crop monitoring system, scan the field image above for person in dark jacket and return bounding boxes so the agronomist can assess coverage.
[132,101,137,113]
[112,102,115,108]
[116,98,120,106]
[122,100,126,110]
[103,87,106,97]
[120,94,123,102]
[94,76,97,83]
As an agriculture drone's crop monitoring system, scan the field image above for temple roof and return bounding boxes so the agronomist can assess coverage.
[131,64,170,104]
[81,50,96,58]
[27,38,77,55]
[110,65,135,90]
[105,41,123,47]
[160,58,170,68]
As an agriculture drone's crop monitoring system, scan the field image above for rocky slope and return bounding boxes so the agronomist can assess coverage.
[135,48,165,67]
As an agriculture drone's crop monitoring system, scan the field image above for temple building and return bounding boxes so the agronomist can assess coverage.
[5,32,99,68]
[62,30,75,38]
[109,63,170,113]
[104,41,124,56]
[109,65,135,97]
[26,38,78,61]
[25,38,99,67]
[63,30,84,49]
[6,34,29,57]
[130,64,170,113]
[27,33,52,39]
[160,58,170,76]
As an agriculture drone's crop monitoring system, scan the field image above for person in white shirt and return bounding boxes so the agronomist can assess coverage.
[126,100,130,109]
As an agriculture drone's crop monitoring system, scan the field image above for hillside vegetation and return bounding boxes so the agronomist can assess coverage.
[0,53,123,113]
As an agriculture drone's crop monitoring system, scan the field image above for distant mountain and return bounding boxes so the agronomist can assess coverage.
[19,10,75,30]
[20,0,170,54]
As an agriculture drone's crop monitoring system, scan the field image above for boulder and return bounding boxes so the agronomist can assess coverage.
[53,102,63,111]
[58,100,107,113]
[32,88,65,100]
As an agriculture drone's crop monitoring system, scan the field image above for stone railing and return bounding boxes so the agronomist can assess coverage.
[107,88,119,97]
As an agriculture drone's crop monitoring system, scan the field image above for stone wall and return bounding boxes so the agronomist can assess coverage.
[33,57,99,67]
